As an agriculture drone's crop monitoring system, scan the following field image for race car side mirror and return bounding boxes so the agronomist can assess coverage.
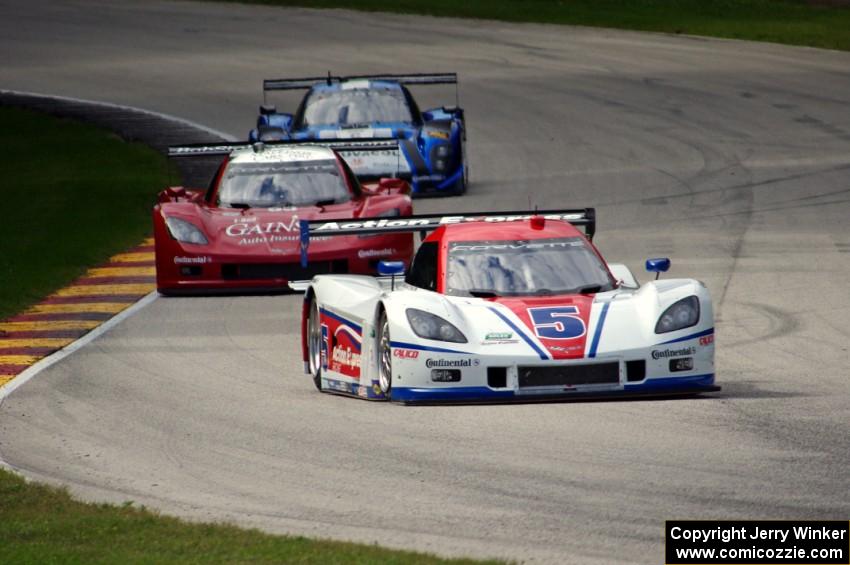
[378,178,410,195]
[259,104,277,115]
[378,261,405,290]
[363,178,411,196]
[645,258,671,280]
[165,186,187,200]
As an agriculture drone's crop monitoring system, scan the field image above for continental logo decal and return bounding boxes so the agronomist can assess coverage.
[358,248,396,259]
[174,256,211,264]
[651,347,696,360]
[425,358,479,368]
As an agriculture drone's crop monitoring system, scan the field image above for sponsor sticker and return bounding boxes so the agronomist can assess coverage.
[482,331,519,345]
[426,130,451,140]
[332,346,361,368]
[393,348,419,359]
[174,256,211,264]
[651,347,696,360]
[312,213,587,233]
[358,248,397,259]
[485,332,513,340]
[225,219,299,237]
[453,240,583,252]
[699,334,714,346]
[547,345,583,353]
[425,358,480,368]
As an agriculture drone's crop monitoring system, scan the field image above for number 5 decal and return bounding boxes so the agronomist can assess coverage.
[528,306,586,340]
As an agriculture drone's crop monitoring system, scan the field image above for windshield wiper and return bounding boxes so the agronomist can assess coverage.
[468,289,501,298]
[315,199,336,210]
[224,202,252,209]
[575,284,604,294]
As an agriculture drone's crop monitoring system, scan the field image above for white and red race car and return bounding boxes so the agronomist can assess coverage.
[296,209,718,403]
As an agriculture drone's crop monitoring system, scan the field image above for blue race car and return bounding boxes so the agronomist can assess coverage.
[250,73,467,196]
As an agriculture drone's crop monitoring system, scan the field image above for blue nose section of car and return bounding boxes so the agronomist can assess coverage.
[645,257,671,273]
[378,261,405,276]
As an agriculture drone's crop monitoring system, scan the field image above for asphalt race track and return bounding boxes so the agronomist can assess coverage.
[2,1,849,563]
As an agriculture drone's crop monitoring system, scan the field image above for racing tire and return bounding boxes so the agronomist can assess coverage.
[307,299,323,391]
[377,310,393,401]
[452,139,468,196]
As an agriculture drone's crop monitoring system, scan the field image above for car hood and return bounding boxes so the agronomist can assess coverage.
[487,294,596,360]
[160,201,365,256]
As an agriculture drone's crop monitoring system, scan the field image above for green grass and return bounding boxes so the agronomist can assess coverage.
[0,107,171,319]
[0,468,501,564]
[223,0,850,51]
[0,110,500,563]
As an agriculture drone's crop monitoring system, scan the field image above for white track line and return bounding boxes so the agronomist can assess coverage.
[0,89,237,141]
[0,292,158,405]
[0,90,235,411]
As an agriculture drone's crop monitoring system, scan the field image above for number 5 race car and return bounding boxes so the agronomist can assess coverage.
[295,209,718,403]
[153,140,414,294]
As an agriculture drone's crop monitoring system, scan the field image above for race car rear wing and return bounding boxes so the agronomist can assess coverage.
[167,139,400,158]
[263,73,460,108]
[298,208,596,267]
[168,139,408,180]
[263,73,457,92]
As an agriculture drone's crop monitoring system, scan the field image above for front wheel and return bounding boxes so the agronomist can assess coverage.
[457,136,469,195]
[307,299,323,391]
[377,311,393,400]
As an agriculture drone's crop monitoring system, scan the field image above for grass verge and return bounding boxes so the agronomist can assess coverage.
[0,107,170,320]
[0,108,499,564]
[223,0,850,51]
[0,468,501,564]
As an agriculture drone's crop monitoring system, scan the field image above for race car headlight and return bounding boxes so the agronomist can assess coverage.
[655,296,700,334]
[430,144,451,172]
[406,308,467,343]
[165,217,208,245]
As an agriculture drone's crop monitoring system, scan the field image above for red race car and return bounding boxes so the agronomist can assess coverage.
[154,141,414,294]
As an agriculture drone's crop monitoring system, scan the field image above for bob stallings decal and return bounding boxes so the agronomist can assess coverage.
[358,248,397,259]
[174,256,211,264]
[651,346,696,360]
[426,358,479,368]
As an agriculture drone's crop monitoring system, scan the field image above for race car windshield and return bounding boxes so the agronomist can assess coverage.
[446,237,615,297]
[218,160,350,208]
[301,88,412,127]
